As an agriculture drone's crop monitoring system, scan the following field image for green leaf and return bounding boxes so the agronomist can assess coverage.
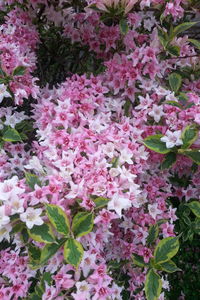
[35,285,43,297]
[13,66,26,76]
[2,127,22,142]
[28,243,41,263]
[160,152,177,170]
[156,219,168,226]
[172,22,198,38]
[132,254,148,267]
[167,44,180,56]
[25,172,41,190]
[187,201,200,218]
[165,100,182,108]
[0,78,6,84]
[145,269,162,300]
[111,156,119,168]
[178,92,188,102]
[182,229,191,242]
[157,28,169,49]
[119,19,129,35]
[182,214,191,226]
[188,38,200,50]
[180,149,200,165]
[93,197,110,209]
[143,134,171,154]
[169,73,182,93]
[193,218,200,234]
[147,224,159,245]
[46,204,70,236]
[28,223,55,244]
[64,238,84,268]
[30,295,41,300]
[154,237,179,264]
[72,212,94,238]
[124,99,131,117]
[11,222,24,234]
[42,272,52,286]
[40,239,66,266]
[181,125,198,149]
[158,260,181,273]
[21,228,29,243]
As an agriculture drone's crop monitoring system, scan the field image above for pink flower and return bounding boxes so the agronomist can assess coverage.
[138,247,153,263]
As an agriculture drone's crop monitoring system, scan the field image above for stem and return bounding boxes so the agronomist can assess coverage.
[165,54,200,60]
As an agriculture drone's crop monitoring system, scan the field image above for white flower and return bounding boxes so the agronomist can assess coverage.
[4,114,18,128]
[25,156,45,174]
[0,206,10,228]
[135,94,153,110]
[161,277,170,291]
[119,149,133,165]
[132,227,148,245]
[118,165,136,182]
[0,176,25,202]
[136,145,149,161]
[165,92,178,102]
[10,196,24,215]
[148,104,164,123]
[0,84,11,103]
[20,207,43,229]
[67,180,84,199]
[102,142,116,158]
[119,216,133,233]
[80,252,96,277]
[107,193,132,217]
[134,192,148,208]
[148,203,162,220]
[143,17,156,31]
[109,167,120,177]
[161,130,183,148]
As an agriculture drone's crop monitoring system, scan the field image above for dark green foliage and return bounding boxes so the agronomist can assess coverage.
[166,238,200,299]
[34,25,104,88]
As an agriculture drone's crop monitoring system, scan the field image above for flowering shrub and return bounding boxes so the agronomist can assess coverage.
[0,0,200,299]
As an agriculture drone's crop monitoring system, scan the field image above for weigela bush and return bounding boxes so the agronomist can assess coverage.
[0,0,200,299]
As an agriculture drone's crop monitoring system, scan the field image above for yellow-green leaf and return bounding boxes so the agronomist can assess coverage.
[119,19,129,35]
[46,204,70,236]
[72,212,94,238]
[160,152,177,170]
[172,22,198,38]
[187,201,200,218]
[167,45,180,56]
[28,243,41,264]
[154,237,179,264]
[180,149,200,165]
[93,197,110,209]
[143,134,171,154]
[28,223,55,244]
[2,127,22,142]
[145,269,162,300]
[13,66,26,76]
[157,28,169,49]
[64,238,83,268]
[40,239,66,266]
[169,73,182,93]
[188,38,200,50]
[158,260,181,273]
[181,125,198,149]
[132,254,148,267]
[25,172,41,190]
[147,224,159,245]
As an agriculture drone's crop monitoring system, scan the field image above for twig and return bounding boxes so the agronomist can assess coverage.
[165,54,200,60]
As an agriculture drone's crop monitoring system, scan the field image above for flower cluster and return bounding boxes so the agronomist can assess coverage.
[0,0,200,299]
